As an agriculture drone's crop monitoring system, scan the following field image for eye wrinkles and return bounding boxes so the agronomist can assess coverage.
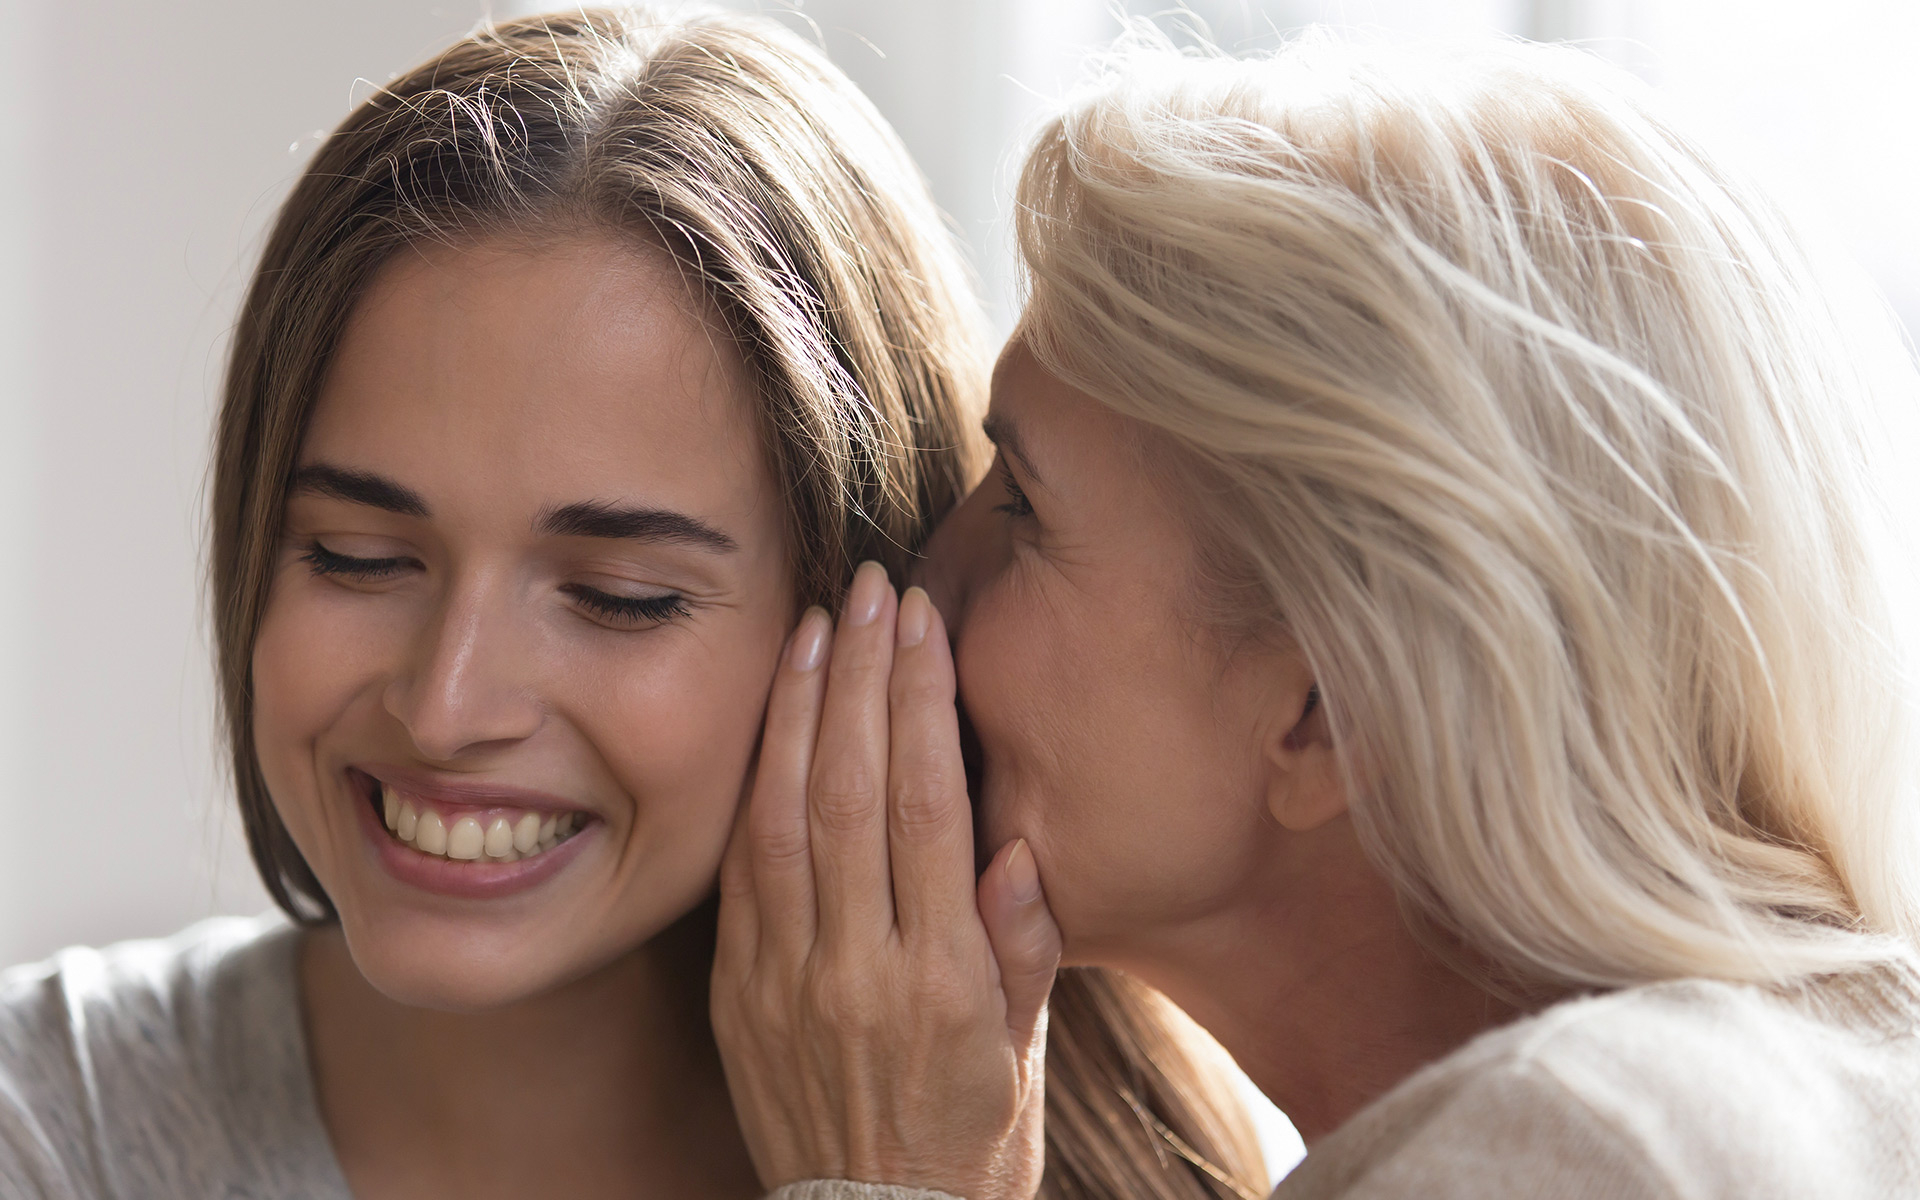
[993,459,1034,519]
[981,415,1047,493]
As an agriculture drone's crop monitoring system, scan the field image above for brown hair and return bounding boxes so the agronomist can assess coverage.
[211,8,1264,1198]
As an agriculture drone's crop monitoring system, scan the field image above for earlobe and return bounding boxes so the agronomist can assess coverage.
[1264,683,1347,832]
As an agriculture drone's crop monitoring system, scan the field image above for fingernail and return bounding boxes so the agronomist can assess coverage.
[846,561,889,627]
[789,608,831,671]
[1005,839,1041,904]
[896,586,931,647]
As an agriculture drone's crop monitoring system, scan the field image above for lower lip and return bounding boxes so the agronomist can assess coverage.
[355,785,594,900]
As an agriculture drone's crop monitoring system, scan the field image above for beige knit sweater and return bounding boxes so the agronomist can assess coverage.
[770,954,1920,1199]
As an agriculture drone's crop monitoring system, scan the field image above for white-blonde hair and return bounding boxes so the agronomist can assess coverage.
[1016,29,1920,992]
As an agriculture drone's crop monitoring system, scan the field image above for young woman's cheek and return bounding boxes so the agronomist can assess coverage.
[249,574,420,851]
[550,617,788,872]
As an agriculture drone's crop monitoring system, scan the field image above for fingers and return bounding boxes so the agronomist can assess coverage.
[808,561,901,945]
[887,589,980,943]
[977,839,1062,1050]
[747,607,833,951]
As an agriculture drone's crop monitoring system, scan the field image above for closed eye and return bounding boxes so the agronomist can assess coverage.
[560,583,691,629]
[992,461,1034,519]
[302,540,415,580]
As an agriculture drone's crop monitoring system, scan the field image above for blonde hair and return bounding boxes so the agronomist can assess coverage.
[1016,29,1920,993]
[212,9,1262,1196]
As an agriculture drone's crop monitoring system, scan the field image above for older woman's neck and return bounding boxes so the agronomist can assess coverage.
[1123,816,1521,1146]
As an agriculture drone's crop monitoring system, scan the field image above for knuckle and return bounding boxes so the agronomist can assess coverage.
[808,770,881,832]
[748,815,810,868]
[830,652,891,696]
[888,660,948,708]
[807,970,884,1033]
[838,638,893,673]
[890,780,958,841]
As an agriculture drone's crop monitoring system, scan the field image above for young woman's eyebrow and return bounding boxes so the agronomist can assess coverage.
[535,500,739,552]
[290,463,429,517]
[982,414,1048,490]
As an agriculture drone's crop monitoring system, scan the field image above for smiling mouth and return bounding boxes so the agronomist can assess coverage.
[367,779,588,864]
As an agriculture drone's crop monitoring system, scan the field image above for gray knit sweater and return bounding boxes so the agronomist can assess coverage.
[5,916,1915,1199]
[773,953,1920,1199]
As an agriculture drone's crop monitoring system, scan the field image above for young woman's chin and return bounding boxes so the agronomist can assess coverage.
[325,876,712,1012]
[339,913,597,1013]
[286,775,724,1012]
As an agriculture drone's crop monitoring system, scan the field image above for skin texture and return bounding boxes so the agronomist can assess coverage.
[251,234,786,1199]
[712,339,1514,1196]
[925,343,1515,1143]
[711,571,1060,1200]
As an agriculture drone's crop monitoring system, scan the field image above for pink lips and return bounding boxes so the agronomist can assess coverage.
[351,766,596,900]
[356,764,587,814]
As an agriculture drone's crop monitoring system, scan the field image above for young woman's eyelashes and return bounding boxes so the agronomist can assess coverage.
[558,583,692,629]
[299,538,691,629]
[301,540,413,580]
[992,460,1034,520]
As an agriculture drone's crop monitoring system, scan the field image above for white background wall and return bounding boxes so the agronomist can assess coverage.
[0,0,560,972]
[0,5,1914,1171]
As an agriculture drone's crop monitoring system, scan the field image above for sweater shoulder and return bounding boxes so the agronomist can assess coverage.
[0,914,302,1112]
[1278,957,1920,1200]
[0,914,343,1199]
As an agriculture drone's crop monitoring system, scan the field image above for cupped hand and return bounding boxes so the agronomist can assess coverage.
[710,562,1062,1200]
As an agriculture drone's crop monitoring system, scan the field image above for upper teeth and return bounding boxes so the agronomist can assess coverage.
[379,783,580,863]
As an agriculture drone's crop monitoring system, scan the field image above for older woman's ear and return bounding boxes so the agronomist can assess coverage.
[1264,682,1346,832]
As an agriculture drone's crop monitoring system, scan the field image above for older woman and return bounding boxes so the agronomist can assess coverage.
[709,30,1920,1200]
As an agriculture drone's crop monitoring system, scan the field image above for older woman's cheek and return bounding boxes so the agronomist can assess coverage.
[918,478,1006,617]
[951,585,1052,857]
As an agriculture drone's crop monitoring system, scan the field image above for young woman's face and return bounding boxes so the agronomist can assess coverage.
[252,234,794,1011]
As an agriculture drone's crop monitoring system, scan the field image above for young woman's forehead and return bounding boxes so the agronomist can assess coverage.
[303,235,769,523]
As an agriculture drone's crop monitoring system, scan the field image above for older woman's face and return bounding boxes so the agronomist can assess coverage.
[923,341,1299,970]
[252,235,794,1011]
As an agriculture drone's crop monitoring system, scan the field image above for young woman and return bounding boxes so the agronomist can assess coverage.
[0,10,1264,1200]
[709,31,1920,1200]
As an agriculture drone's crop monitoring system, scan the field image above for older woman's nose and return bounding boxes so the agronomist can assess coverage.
[382,576,543,762]
[916,473,1001,632]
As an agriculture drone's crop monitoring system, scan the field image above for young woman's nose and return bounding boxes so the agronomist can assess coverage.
[382,575,544,762]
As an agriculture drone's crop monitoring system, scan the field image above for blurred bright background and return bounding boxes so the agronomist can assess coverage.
[1,0,1915,1175]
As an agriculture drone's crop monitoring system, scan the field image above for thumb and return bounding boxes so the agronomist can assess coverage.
[978,838,1062,1048]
